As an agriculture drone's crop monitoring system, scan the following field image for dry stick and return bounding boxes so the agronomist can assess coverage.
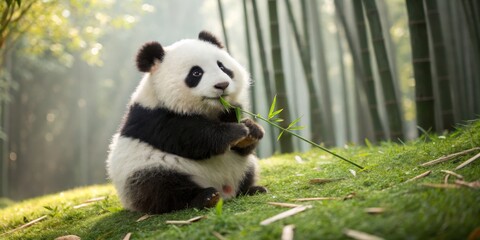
[440,170,464,179]
[267,202,302,208]
[364,208,386,214]
[260,205,312,226]
[455,180,480,189]
[122,232,132,240]
[444,174,450,184]
[344,229,384,240]
[165,216,206,225]
[405,170,432,182]
[421,183,460,189]
[281,225,296,240]
[83,196,106,203]
[136,214,151,222]
[212,231,227,240]
[0,215,48,236]
[455,152,480,170]
[420,147,480,166]
[293,197,341,202]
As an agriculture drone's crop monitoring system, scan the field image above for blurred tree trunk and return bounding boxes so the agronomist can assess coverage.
[284,0,333,145]
[268,0,293,152]
[362,0,404,140]
[217,0,230,51]
[308,0,336,145]
[242,0,256,114]
[424,0,455,131]
[251,0,277,149]
[335,19,351,142]
[405,0,436,133]
[333,0,375,142]
[351,0,385,141]
[460,0,480,115]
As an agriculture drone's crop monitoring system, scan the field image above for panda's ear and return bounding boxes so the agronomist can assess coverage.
[136,41,165,72]
[198,31,224,49]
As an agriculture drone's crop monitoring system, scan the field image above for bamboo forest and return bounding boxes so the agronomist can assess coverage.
[1,0,479,202]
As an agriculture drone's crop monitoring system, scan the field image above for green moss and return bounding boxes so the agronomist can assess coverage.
[1,121,479,240]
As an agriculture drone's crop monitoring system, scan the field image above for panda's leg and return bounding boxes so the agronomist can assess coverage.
[237,166,268,196]
[125,167,219,214]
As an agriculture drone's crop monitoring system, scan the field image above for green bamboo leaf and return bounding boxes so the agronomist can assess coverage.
[219,96,232,111]
[274,118,284,123]
[268,95,277,119]
[215,198,224,216]
[235,107,242,123]
[277,131,285,141]
[289,126,304,131]
[287,117,302,129]
[16,0,21,7]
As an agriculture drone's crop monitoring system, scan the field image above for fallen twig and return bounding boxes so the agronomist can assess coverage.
[454,180,480,189]
[405,170,431,183]
[343,192,356,200]
[260,205,312,226]
[267,202,302,208]
[364,208,386,214]
[420,147,480,167]
[421,183,460,189]
[54,235,81,240]
[83,196,106,203]
[122,232,132,240]
[0,215,48,236]
[281,224,295,240]
[212,231,227,240]
[72,203,94,209]
[309,178,343,184]
[136,214,151,222]
[344,229,384,240]
[455,152,480,170]
[440,170,463,179]
[165,216,206,225]
[292,197,341,202]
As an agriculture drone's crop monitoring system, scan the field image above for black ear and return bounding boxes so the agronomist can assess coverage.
[136,41,165,72]
[198,31,224,49]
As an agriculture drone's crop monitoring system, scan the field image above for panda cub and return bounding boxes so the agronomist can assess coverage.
[107,31,267,214]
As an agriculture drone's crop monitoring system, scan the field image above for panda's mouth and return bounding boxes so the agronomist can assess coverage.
[203,94,229,101]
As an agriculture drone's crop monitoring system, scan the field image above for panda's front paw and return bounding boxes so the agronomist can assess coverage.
[229,124,250,146]
[232,119,264,148]
[242,119,264,140]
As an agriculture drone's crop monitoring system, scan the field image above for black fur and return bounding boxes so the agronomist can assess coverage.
[198,31,224,49]
[126,167,220,214]
[217,61,234,78]
[136,41,165,72]
[120,104,249,160]
[185,66,204,88]
[237,167,268,196]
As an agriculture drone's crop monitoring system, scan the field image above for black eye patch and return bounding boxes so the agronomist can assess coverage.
[185,66,204,88]
[217,61,234,79]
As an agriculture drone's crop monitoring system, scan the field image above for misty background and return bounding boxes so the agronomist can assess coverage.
[1,0,479,200]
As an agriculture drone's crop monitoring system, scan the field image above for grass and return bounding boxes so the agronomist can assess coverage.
[1,121,480,240]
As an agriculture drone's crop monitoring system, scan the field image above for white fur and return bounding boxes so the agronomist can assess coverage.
[107,134,258,210]
[130,39,251,116]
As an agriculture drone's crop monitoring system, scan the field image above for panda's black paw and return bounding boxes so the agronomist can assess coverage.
[190,187,220,209]
[241,119,264,140]
[243,186,268,196]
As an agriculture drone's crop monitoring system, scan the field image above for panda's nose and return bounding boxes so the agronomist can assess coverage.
[214,82,229,90]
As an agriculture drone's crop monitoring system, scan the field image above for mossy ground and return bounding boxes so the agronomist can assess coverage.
[1,121,480,240]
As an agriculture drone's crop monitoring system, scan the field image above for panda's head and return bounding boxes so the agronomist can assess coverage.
[131,31,250,117]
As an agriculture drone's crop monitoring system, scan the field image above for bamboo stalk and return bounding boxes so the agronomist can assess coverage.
[361,0,404,140]
[268,0,294,152]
